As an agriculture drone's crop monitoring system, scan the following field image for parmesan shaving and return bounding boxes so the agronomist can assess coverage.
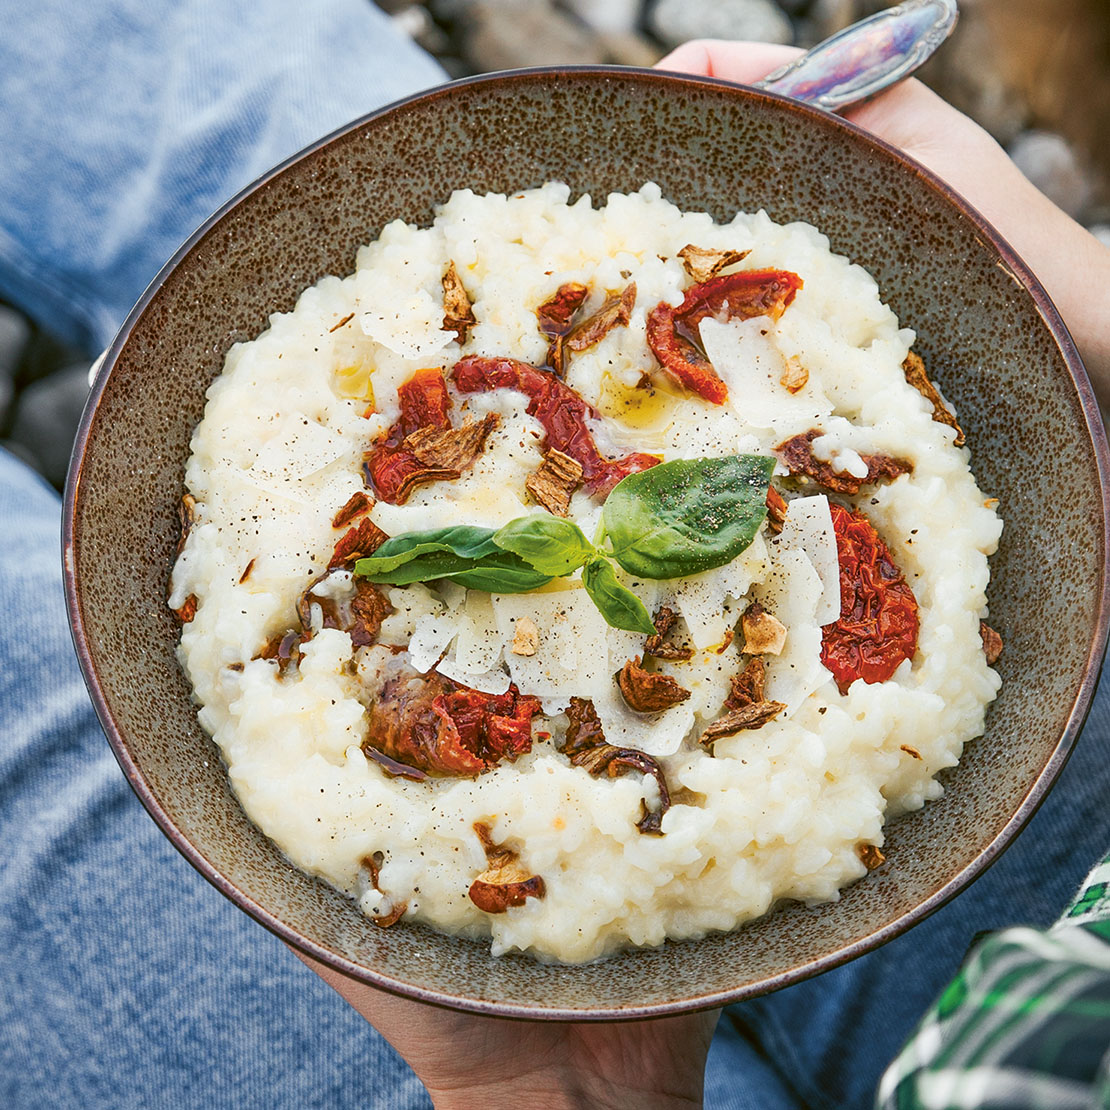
[492,588,611,700]
[756,547,828,714]
[591,685,697,759]
[700,317,833,435]
[435,652,511,695]
[454,591,504,673]
[672,532,770,650]
[773,495,840,626]
[408,611,461,674]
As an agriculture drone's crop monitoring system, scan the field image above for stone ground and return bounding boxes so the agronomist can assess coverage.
[4,0,1108,489]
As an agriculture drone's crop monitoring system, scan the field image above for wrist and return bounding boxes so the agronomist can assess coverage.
[994,179,1110,409]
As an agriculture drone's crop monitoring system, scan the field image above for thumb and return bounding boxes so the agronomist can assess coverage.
[656,39,803,84]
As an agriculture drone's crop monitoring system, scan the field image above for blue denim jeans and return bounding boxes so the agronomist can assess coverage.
[2,3,1109,1108]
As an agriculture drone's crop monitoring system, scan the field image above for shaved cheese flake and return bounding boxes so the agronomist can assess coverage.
[672,531,770,650]
[592,684,696,759]
[356,276,454,359]
[681,638,743,718]
[492,588,611,700]
[435,652,511,695]
[377,584,443,647]
[700,317,833,434]
[250,418,349,481]
[408,611,460,673]
[454,591,503,673]
[240,418,353,504]
[773,495,840,626]
[434,591,512,693]
[756,547,830,714]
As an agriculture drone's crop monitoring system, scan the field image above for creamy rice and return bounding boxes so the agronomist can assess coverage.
[169,182,1002,964]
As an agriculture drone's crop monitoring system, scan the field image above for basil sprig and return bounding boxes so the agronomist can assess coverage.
[353,454,773,636]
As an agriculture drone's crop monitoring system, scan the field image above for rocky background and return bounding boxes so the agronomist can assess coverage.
[4,0,1108,489]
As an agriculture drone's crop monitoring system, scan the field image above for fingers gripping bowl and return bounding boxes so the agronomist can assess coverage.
[64,68,1109,1015]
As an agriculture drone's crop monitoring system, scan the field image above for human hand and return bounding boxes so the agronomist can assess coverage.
[657,40,1110,408]
[294,948,718,1110]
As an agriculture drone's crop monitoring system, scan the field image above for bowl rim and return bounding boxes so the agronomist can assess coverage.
[62,64,1110,1019]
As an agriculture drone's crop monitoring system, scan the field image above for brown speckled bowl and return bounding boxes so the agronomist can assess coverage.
[63,68,1110,1018]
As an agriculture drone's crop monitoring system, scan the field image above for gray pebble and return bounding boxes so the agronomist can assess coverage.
[8,362,92,489]
[562,0,642,34]
[465,0,605,70]
[0,305,31,426]
[649,0,795,49]
[1009,130,1094,221]
[808,0,858,39]
[1089,224,1110,250]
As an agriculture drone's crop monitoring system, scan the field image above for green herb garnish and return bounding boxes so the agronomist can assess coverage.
[354,455,773,633]
[602,455,776,579]
[581,557,656,635]
[354,526,550,593]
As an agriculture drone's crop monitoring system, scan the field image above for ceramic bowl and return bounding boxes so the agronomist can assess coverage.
[63,67,1110,1018]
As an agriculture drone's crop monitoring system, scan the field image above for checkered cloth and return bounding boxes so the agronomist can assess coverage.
[877,857,1110,1108]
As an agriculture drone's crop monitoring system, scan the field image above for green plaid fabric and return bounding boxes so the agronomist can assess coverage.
[877,854,1110,1109]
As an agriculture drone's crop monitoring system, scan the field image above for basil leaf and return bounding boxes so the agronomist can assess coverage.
[357,548,551,593]
[602,455,775,579]
[444,552,554,593]
[353,525,500,577]
[493,514,596,577]
[582,557,657,635]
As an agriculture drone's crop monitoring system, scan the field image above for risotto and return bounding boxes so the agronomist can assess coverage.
[168,182,1002,964]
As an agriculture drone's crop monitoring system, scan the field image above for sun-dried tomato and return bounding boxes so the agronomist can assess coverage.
[560,697,671,835]
[646,269,803,404]
[439,685,541,764]
[329,516,389,568]
[451,355,659,497]
[363,368,460,504]
[820,504,919,694]
[363,672,541,777]
[775,429,912,494]
[537,281,589,374]
[396,367,452,433]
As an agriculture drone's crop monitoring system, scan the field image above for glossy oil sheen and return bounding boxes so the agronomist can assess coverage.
[63,68,1110,1018]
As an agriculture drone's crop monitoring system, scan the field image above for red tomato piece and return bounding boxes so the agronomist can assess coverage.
[365,675,541,777]
[820,503,919,694]
[396,366,451,434]
[646,268,803,404]
[363,368,454,503]
[451,355,659,497]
